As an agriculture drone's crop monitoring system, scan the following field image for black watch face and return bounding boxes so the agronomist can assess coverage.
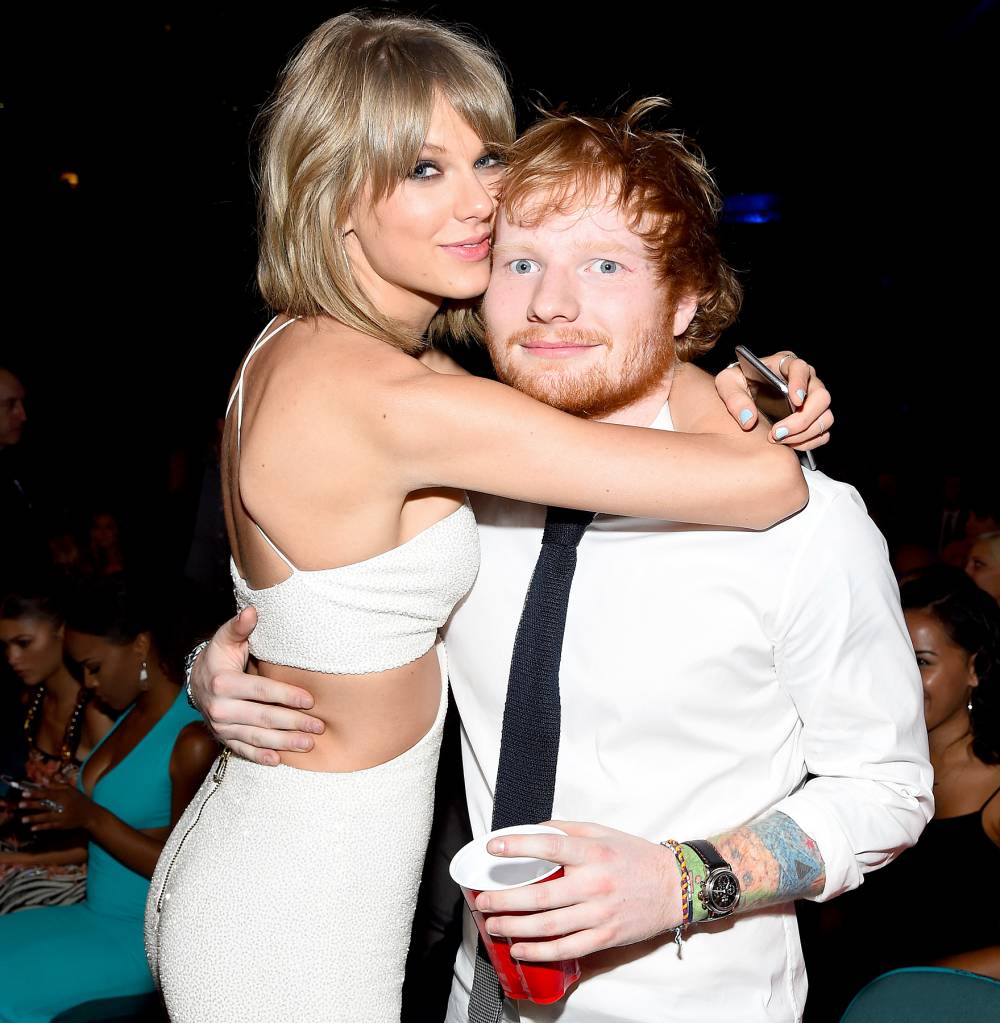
[707,870,740,913]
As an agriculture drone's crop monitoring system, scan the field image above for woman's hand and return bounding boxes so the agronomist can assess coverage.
[19,783,96,834]
[715,351,834,452]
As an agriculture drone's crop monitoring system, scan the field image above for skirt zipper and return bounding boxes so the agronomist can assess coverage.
[155,748,231,913]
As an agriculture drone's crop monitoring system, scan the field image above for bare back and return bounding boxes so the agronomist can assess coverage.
[222,315,468,772]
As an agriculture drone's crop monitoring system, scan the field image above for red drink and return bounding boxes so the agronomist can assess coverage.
[450,825,582,1005]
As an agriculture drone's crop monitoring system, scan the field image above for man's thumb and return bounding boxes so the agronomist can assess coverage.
[228,605,257,641]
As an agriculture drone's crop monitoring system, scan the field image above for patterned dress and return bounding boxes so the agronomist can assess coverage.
[0,688,91,914]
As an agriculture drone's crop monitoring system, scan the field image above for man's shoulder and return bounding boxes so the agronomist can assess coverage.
[766,470,889,579]
[785,470,878,536]
[793,470,868,524]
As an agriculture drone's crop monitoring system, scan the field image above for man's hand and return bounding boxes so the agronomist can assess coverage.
[190,607,325,766]
[715,352,833,452]
[473,821,682,961]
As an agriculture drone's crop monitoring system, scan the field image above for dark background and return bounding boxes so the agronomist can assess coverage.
[3,2,996,563]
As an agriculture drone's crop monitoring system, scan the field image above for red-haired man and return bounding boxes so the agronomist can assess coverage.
[189,103,931,1023]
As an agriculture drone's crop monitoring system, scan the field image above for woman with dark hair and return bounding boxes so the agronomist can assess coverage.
[0,588,113,914]
[895,566,1000,975]
[804,566,1000,1017]
[0,579,217,1022]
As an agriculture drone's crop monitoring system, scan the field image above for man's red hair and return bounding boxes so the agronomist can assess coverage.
[500,98,742,361]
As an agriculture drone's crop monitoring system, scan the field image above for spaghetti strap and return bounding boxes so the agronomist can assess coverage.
[254,523,297,572]
[980,783,1000,814]
[226,314,302,573]
[225,315,300,450]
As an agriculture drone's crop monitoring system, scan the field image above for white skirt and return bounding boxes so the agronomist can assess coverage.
[145,642,449,1023]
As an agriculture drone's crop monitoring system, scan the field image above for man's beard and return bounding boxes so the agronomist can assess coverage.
[485,322,676,419]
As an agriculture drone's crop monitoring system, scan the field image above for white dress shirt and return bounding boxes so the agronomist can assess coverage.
[443,402,933,1023]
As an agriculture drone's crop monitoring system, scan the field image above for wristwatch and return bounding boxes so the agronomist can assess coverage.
[684,839,741,919]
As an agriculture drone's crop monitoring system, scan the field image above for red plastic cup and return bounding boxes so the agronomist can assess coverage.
[450,824,582,1005]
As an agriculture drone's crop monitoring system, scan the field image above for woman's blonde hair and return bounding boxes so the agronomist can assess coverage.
[256,12,515,353]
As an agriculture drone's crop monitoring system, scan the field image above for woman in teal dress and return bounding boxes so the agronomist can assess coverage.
[0,579,218,1022]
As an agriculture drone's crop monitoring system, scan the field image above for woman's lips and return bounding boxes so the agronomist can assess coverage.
[440,236,491,262]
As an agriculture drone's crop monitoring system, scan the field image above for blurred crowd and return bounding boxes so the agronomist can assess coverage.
[1,360,998,1019]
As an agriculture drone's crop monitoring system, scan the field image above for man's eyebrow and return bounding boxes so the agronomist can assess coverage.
[491,241,539,255]
[565,237,645,259]
[492,238,644,260]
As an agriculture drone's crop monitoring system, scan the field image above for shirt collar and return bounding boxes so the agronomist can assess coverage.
[647,401,674,432]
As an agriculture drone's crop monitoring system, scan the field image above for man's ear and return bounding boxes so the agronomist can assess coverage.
[672,293,699,338]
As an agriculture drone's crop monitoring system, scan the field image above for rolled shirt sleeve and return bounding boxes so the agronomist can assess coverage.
[769,487,934,902]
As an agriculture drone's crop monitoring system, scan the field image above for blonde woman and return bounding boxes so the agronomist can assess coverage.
[145,12,830,1021]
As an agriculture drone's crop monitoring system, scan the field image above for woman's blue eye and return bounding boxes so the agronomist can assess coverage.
[589,259,621,275]
[509,259,539,275]
[475,153,504,170]
[409,161,441,180]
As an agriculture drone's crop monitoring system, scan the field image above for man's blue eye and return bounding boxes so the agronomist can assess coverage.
[510,259,539,275]
[590,259,621,274]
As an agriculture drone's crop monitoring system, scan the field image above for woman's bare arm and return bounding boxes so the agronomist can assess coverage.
[385,369,806,531]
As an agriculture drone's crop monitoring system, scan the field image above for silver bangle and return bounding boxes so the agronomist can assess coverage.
[184,640,211,710]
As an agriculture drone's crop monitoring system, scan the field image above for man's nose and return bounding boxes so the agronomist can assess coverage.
[526,268,580,323]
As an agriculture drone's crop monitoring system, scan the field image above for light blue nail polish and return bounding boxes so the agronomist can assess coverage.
[796,389,806,402]
[775,427,790,441]
[739,408,753,425]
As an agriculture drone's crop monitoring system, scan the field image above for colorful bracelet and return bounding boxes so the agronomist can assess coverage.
[661,839,693,927]
[681,843,712,925]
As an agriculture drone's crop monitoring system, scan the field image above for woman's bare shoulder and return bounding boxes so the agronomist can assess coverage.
[981,763,1000,847]
[236,318,435,492]
[248,319,425,419]
[669,362,741,434]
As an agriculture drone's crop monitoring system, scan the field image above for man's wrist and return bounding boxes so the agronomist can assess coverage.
[184,640,210,709]
[660,840,711,931]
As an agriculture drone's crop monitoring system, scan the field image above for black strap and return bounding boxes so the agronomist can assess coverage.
[684,839,729,873]
[468,506,594,1023]
[979,784,1000,814]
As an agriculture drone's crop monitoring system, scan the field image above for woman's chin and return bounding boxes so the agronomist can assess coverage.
[441,279,488,302]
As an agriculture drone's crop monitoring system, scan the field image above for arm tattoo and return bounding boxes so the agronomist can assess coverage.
[710,810,826,912]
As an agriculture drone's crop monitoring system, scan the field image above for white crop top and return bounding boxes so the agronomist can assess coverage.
[226,316,481,675]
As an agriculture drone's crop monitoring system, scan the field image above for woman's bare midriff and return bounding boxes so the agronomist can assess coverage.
[256,644,444,773]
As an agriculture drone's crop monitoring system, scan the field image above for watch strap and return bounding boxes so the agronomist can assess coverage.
[684,839,729,873]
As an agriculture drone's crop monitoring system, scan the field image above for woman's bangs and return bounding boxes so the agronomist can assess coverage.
[361,73,437,202]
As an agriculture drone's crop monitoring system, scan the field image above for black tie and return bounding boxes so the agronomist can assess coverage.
[468,506,594,1023]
